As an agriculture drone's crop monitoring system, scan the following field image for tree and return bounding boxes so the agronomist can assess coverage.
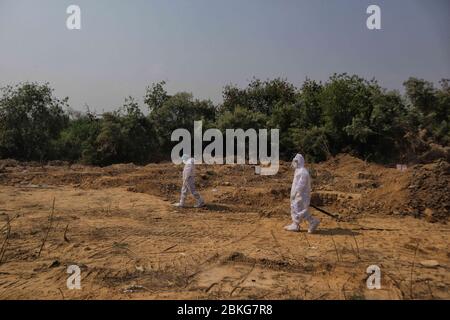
[291,126,331,162]
[116,97,157,163]
[149,92,216,155]
[319,74,377,154]
[0,82,69,160]
[221,78,296,115]
[217,105,268,131]
[144,81,170,112]
[296,78,324,129]
[404,77,450,145]
[434,79,450,145]
[404,78,437,115]
[55,113,100,163]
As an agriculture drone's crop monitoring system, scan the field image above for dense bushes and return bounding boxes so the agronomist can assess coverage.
[0,74,448,165]
[0,83,69,161]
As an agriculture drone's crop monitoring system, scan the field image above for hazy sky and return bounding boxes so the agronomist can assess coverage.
[0,0,449,112]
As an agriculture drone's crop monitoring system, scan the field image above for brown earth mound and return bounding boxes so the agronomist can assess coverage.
[0,154,449,300]
[407,160,450,223]
[0,154,448,222]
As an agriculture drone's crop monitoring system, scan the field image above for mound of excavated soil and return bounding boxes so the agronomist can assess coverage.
[0,154,449,300]
[407,160,450,223]
[0,154,448,222]
[310,154,449,223]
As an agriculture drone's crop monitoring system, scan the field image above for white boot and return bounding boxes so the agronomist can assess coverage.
[173,202,184,208]
[194,200,205,208]
[308,218,320,234]
[284,222,300,232]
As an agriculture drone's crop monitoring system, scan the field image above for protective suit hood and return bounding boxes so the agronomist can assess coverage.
[292,154,305,169]
[181,154,191,165]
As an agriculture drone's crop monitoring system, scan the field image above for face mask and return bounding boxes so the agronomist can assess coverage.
[291,160,297,169]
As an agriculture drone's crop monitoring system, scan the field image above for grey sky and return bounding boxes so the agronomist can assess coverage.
[0,0,449,112]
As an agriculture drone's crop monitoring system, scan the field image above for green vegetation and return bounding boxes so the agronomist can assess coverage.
[1,74,448,165]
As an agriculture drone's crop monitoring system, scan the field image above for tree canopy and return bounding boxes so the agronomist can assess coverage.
[1,75,448,165]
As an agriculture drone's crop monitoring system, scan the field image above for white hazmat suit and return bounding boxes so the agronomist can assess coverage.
[175,155,204,208]
[285,154,320,233]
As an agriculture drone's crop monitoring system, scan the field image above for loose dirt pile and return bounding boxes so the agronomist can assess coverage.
[0,154,448,223]
[0,155,448,300]
[407,160,449,223]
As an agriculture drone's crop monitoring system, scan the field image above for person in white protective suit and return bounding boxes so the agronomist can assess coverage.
[285,153,320,233]
[174,154,205,208]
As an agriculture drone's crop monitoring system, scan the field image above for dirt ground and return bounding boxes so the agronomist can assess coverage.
[0,155,448,300]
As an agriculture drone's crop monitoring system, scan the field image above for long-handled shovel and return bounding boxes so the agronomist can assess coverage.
[310,205,341,221]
